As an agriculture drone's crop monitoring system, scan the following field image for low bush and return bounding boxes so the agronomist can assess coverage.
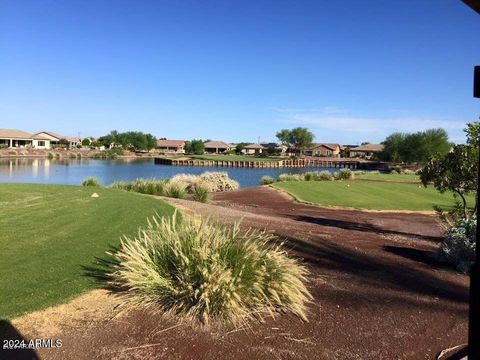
[303,172,314,181]
[111,178,167,195]
[334,168,353,180]
[192,183,209,203]
[47,152,54,159]
[437,217,476,272]
[164,180,187,199]
[277,173,303,182]
[308,170,333,181]
[82,177,101,187]
[69,153,77,159]
[260,176,275,185]
[199,172,240,192]
[108,213,312,325]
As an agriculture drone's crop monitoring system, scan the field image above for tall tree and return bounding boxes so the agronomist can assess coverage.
[276,127,314,156]
[379,128,450,163]
[419,122,479,218]
[185,139,204,155]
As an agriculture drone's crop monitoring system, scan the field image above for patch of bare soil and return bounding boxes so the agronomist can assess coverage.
[2,187,468,360]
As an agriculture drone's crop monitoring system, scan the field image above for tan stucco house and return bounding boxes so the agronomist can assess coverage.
[0,129,52,149]
[156,139,186,153]
[204,141,231,154]
[349,144,384,159]
[305,143,342,157]
[242,143,265,155]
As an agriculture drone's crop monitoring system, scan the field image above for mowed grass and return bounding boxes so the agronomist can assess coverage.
[190,154,282,162]
[355,172,420,183]
[273,180,475,211]
[0,184,176,319]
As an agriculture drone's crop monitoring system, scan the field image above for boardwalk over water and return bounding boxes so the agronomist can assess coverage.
[154,157,368,169]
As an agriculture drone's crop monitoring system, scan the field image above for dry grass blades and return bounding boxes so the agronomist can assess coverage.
[108,212,312,326]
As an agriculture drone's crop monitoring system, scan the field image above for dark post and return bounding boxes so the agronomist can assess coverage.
[469,65,480,359]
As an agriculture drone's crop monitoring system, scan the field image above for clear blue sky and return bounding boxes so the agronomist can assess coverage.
[0,0,478,144]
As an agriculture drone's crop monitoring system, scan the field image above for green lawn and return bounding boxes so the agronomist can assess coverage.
[0,184,175,319]
[273,180,475,211]
[190,154,282,162]
[355,172,420,183]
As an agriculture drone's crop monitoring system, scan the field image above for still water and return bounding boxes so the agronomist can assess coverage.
[0,158,338,188]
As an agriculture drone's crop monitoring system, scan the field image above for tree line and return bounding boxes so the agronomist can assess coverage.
[95,130,157,151]
[378,128,451,163]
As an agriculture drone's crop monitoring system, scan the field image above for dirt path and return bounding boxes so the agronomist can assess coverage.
[2,187,468,360]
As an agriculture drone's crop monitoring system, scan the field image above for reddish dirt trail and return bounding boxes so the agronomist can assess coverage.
[3,187,469,360]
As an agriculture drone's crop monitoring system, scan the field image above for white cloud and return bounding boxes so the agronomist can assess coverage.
[274,108,467,142]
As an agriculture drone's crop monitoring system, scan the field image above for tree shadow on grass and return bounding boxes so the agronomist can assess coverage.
[80,244,123,291]
[288,214,443,242]
[0,320,40,360]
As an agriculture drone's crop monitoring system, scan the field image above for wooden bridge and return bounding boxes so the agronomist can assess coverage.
[154,157,364,169]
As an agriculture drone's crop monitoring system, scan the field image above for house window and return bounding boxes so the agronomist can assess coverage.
[38,141,45,147]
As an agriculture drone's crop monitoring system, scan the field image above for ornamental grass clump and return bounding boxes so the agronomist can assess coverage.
[109,213,312,326]
[304,171,333,181]
[199,172,239,192]
[333,168,353,180]
[192,183,209,203]
[111,178,167,195]
[82,177,101,187]
[260,176,275,185]
[277,173,303,182]
[164,180,187,199]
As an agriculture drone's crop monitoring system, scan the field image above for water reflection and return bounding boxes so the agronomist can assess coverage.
[0,157,337,188]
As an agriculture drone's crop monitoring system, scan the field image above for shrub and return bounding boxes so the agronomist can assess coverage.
[260,176,275,185]
[305,170,333,181]
[192,183,209,203]
[437,217,476,272]
[333,168,353,180]
[303,172,314,181]
[82,177,101,187]
[69,153,77,159]
[199,172,239,192]
[277,173,303,182]
[170,174,200,192]
[110,178,167,195]
[47,152,54,159]
[0,144,8,149]
[108,213,312,325]
[110,181,133,191]
[164,180,187,199]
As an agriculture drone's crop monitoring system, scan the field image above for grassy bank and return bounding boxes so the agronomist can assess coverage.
[355,172,420,183]
[0,184,175,319]
[272,180,475,211]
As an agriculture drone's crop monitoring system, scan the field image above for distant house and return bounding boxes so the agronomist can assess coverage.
[204,141,231,154]
[156,139,185,153]
[0,129,51,149]
[32,131,82,148]
[305,143,342,157]
[260,142,288,155]
[242,143,265,155]
[349,144,384,159]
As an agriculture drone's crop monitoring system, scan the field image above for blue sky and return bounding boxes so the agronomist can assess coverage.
[0,0,478,144]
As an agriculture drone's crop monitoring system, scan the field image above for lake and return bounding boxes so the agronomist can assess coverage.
[0,157,340,188]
